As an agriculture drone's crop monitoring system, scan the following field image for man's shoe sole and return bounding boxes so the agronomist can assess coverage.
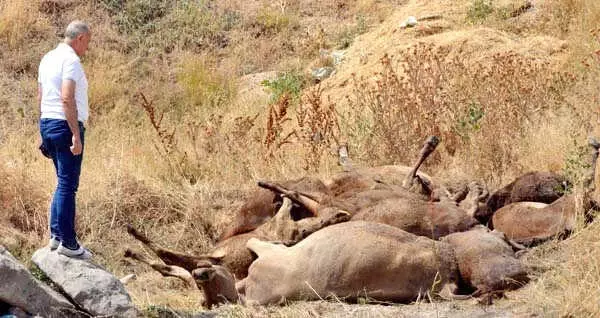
[56,245,92,260]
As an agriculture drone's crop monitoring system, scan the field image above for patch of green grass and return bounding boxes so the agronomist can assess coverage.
[157,1,234,52]
[455,102,485,140]
[142,304,189,318]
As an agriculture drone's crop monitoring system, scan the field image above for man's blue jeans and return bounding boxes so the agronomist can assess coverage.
[40,118,84,250]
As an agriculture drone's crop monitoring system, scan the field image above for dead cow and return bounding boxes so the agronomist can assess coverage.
[220,136,449,241]
[220,177,329,240]
[123,249,240,309]
[235,221,461,305]
[442,225,529,303]
[475,171,568,225]
[126,196,351,279]
[491,137,600,246]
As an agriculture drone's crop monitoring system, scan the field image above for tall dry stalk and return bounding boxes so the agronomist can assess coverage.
[263,94,297,159]
[296,85,340,171]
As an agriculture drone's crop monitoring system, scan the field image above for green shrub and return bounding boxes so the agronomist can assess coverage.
[261,71,306,104]
[113,0,169,35]
[455,102,485,140]
[467,0,494,23]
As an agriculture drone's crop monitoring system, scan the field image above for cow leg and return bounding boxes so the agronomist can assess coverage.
[124,249,196,288]
[126,224,221,272]
[258,181,321,216]
[294,209,351,240]
[402,136,439,191]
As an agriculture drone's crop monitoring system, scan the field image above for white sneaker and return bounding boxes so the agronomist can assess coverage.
[48,237,60,250]
[56,244,93,260]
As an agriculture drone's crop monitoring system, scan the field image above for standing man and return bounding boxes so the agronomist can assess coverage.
[38,21,92,259]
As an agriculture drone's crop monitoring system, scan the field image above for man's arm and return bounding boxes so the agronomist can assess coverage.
[61,79,82,155]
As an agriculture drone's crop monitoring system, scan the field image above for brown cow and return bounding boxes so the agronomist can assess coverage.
[191,224,531,307]
[236,221,461,305]
[262,178,485,240]
[220,136,444,241]
[475,171,568,225]
[220,177,329,240]
[123,249,240,308]
[442,226,529,303]
[126,196,351,279]
[491,137,599,246]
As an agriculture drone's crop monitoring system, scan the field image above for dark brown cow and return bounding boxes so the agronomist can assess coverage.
[474,172,568,225]
[491,137,599,246]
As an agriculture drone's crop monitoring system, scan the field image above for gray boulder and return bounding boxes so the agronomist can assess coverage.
[0,245,82,317]
[311,67,335,82]
[32,247,138,318]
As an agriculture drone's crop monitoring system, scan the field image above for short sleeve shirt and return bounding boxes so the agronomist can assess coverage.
[38,43,89,122]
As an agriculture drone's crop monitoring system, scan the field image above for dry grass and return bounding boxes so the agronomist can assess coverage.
[1,0,600,316]
[0,0,51,49]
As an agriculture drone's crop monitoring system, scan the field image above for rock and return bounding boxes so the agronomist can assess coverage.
[400,16,418,28]
[0,246,82,317]
[32,247,138,318]
[332,50,346,66]
[311,67,335,82]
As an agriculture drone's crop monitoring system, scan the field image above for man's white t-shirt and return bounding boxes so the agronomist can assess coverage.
[38,43,89,122]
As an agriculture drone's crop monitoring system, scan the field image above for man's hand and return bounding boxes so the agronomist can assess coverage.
[71,135,82,155]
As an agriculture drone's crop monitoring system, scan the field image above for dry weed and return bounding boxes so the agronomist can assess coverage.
[296,85,340,171]
[263,94,297,158]
[346,42,570,183]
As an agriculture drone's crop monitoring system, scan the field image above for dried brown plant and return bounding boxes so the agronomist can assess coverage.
[296,85,340,171]
[263,94,297,158]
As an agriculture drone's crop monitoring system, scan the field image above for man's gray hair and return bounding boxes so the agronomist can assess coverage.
[64,20,90,39]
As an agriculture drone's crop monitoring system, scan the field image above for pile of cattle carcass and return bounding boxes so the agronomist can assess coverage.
[125,136,600,308]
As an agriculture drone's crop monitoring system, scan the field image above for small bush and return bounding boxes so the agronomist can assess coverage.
[336,14,368,49]
[261,71,306,104]
[254,5,298,36]
[176,55,236,112]
[467,0,494,24]
[296,85,340,171]
[562,138,592,188]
